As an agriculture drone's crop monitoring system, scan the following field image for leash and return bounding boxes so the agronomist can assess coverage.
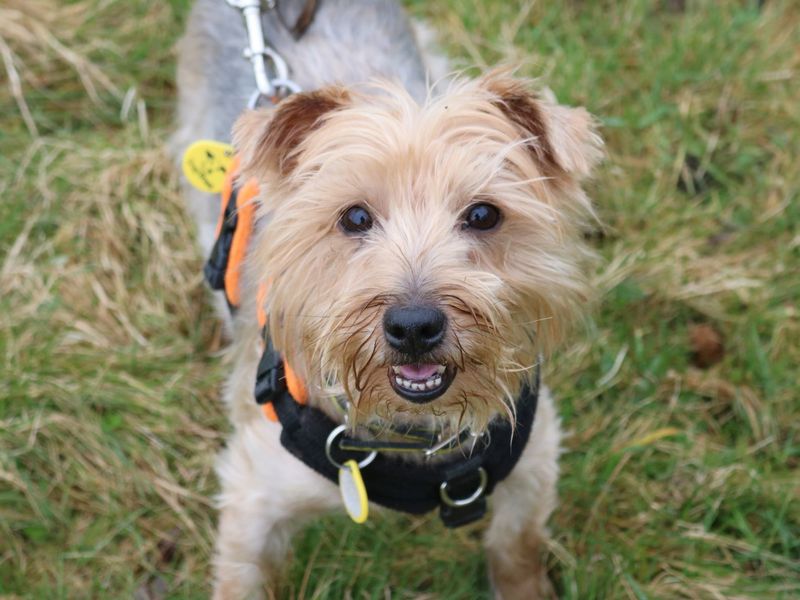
[225,0,302,107]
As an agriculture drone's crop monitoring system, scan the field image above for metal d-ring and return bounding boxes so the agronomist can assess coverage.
[247,78,302,109]
[270,77,302,96]
[439,467,488,508]
[247,89,268,109]
[325,424,377,470]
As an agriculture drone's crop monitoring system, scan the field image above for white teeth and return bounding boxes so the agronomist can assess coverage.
[393,371,447,393]
[392,365,446,374]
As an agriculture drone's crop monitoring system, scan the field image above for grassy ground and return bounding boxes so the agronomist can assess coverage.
[1,0,798,598]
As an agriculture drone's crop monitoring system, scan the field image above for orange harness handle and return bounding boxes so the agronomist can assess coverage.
[205,160,308,422]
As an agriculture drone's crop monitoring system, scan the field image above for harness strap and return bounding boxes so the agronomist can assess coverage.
[204,161,309,422]
[203,157,258,309]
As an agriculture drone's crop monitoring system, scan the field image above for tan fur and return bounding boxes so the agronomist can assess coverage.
[232,73,600,432]
[210,72,600,598]
[485,388,561,600]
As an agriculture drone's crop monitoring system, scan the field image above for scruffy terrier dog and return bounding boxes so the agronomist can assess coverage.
[175,0,601,598]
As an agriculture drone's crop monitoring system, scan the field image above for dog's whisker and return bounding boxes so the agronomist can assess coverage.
[497,360,542,374]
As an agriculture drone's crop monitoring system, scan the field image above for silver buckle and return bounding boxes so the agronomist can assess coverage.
[325,424,377,470]
[439,467,488,507]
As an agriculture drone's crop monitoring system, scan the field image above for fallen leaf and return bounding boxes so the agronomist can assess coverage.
[689,323,725,368]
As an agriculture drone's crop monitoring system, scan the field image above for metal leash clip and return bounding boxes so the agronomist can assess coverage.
[225,0,301,107]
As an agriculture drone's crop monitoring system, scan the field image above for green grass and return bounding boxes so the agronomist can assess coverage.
[1,0,798,598]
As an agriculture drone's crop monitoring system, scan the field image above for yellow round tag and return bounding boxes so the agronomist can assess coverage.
[181,140,235,193]
[338,460,369,524]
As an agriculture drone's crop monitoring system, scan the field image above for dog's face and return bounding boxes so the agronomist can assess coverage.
[235,72,601,431]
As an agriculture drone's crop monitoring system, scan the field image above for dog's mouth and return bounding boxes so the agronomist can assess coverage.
[388,363,454,403]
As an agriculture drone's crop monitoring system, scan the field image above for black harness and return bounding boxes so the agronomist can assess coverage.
[253,337,540,528]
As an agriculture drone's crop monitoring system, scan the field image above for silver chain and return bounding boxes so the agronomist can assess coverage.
[225,0,301,107]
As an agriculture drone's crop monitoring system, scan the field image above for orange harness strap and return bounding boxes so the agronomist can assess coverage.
[207,160,308,422]
[214,156,258,307]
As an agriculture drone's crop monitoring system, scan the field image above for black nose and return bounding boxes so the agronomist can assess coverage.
[383,305,447,356]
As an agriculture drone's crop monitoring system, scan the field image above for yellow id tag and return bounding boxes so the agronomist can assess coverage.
[338,460,369,524]
[181,140,235,193]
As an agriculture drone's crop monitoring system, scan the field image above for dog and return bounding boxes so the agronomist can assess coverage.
[174,1,602,598]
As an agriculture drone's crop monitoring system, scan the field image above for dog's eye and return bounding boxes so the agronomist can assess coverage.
[462,203,501,231]
[339,205,374,234]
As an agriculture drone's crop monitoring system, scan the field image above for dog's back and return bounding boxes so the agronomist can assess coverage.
[173,0,433,259]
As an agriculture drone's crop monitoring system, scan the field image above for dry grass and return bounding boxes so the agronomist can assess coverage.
[1,0,798,598]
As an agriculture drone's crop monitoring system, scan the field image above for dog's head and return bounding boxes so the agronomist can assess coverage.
[234,72,601,431]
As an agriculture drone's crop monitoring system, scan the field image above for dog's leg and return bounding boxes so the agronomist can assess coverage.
[484,387,561,600]
[212,421,340,600]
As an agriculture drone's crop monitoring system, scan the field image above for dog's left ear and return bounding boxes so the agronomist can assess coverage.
[482,73,602,179]
[233,86,351,178]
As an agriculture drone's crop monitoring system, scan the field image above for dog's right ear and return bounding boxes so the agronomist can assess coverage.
[233,86,350,178]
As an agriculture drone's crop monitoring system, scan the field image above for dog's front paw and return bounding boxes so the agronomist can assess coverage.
[212,560,268,600]
[487,532,556,600]
[490,568,555,600]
